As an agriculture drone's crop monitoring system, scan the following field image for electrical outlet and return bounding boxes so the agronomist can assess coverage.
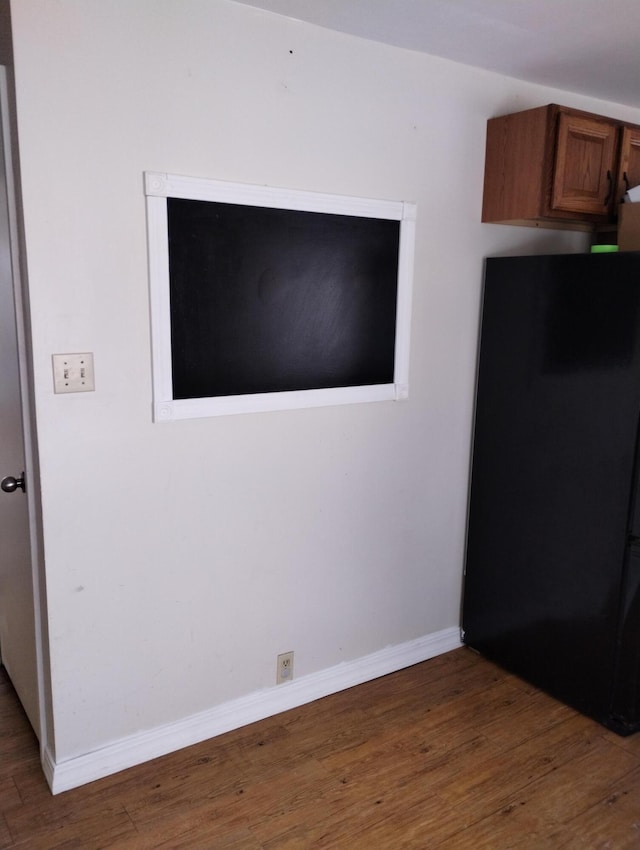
[277,651,294,684]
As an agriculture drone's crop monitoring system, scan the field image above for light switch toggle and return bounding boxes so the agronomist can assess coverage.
[52,353,95,393]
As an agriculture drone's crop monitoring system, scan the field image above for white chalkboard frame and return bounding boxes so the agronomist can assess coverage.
[144,171,416,421]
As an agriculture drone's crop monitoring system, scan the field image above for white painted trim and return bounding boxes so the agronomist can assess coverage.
[48,626,461,794]
[41,744,56,790]
[156,382,397,422]
[145,194,173,411]
[394,203,416,393]
[0,67,48,752]
[144,171,406,220]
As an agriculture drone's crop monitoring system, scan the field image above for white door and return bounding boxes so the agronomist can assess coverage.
[0,66,39,735]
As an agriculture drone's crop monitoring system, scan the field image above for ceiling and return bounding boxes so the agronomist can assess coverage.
[233,0,640,109]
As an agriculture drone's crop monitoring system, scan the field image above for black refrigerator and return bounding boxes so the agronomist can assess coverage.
[463,251,640,735]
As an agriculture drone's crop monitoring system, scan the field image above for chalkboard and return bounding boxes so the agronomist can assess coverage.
[168,198,399,400]
[144,172,416,420]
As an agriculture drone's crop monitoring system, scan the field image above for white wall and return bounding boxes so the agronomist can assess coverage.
[9,0,640,770]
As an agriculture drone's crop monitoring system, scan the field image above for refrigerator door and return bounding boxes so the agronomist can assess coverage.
[610,543,640,731]
[463,252,640,730]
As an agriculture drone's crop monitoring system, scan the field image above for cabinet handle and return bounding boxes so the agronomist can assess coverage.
[604,170,612,205]
[624,171,630,192]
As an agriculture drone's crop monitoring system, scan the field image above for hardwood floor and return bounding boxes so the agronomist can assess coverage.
[3,648,640,849]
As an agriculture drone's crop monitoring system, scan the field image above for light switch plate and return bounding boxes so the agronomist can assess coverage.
[52,353,95,393]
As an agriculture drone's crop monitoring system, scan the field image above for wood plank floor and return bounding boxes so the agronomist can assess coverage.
[3,648,640,849]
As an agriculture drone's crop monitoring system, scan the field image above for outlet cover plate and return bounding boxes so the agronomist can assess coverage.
[52,352,95,393]
[277,651,294,684]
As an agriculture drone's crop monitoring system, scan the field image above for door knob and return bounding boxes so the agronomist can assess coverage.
[1,473,25,493]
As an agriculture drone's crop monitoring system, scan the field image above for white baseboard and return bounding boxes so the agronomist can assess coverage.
[41,743,56,789]
[47,626,462,794]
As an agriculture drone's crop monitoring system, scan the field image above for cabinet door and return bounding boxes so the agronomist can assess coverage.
[551,113,618,215]
[617,126,640,204]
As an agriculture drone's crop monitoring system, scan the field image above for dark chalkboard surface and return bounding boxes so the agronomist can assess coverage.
[167,198,400,400]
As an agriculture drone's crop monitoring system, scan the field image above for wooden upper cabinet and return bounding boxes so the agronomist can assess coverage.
[617,126,640,204]
[551,113,618,215]
[482,103,640,230]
